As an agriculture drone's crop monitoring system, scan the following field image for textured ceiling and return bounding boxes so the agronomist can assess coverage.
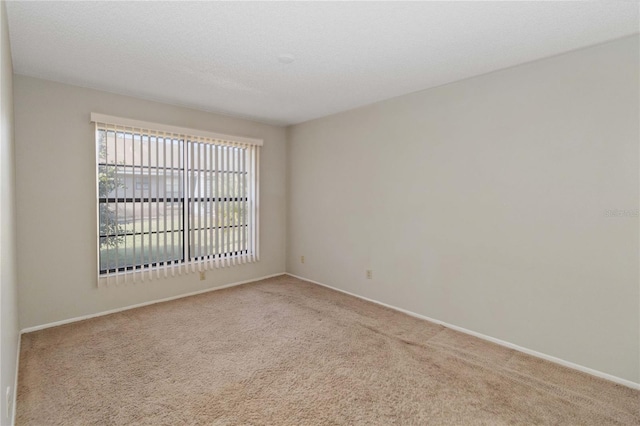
[6,1,639,126]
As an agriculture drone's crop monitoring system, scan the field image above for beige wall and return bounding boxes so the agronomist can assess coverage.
[14,76,287,329]
[287,36,640,383]
[1,0,18,422]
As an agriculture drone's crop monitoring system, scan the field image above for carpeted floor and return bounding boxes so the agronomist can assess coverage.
[17,275,639,425]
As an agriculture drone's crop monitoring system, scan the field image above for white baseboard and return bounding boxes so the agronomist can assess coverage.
[20,273,286,334]
[286,273,640,390]
[11,332,21,426]
[17,271,639,392]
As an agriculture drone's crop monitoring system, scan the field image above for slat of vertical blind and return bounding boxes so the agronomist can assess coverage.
[253,144,258,262]
[203,142,208,269]
[201,141,207,269]
[155,134,160,279]
[193,140,199,270]
[198,141,203,272]
[238,146,243,263]
[238,146,244,261]
[255,145,259,262]
[208,143,214,270]
[240,146,246,263]
[163,134,168,278]
[222,144,226,264]
[95,123,100,286]
[237,147,243,263]
[245,144,250,263]
[132,130,137,283]
[245,147,249,263]
[233,146,241,264]
[139,131,145,282]
[101,125,109,285]
[202,141,208,269]
[223,145,229,263]
[234,143,238,262]
[147,133,153,281]
[189,141,196,272]
[253,146,260,261]
[232,145,237,265]
[194,141,202,272]
[97,124,107,286]
[225,146,232,266]
[248,146,252,263]
[170,136,175,276]
[214,144,220,268]
[179,137,186,275]
[194,140,199,270]
[243,145,248,265]
[123,128,129,285]
[229,145,235,265]
[114,125,120,284]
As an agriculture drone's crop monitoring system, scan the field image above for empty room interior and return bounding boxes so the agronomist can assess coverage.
[1,1,639,425]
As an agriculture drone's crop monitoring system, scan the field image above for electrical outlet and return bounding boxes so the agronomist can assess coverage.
[366,270,373,279]
[199,271,206,281]
[300,255,305,264]
[5,387,11,419]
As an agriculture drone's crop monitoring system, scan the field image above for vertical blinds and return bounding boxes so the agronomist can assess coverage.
[92,113,261,287]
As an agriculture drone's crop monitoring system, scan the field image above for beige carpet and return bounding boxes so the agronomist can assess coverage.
[17,275,639,425]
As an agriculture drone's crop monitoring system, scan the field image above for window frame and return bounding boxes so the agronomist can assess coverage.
[93,113,262,283]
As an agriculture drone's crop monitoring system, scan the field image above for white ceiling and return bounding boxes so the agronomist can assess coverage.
[6,1,639,126]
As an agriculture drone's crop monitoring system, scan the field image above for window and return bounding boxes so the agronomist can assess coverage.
[93,114,261,285]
